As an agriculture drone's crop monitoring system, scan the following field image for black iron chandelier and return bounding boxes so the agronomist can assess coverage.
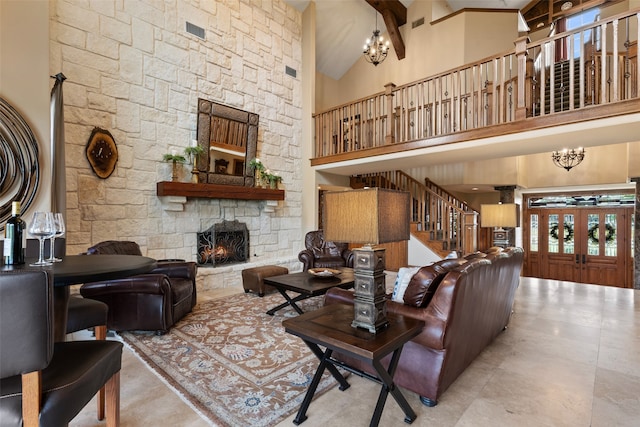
[552,147,585,171]
[363,14,389,66]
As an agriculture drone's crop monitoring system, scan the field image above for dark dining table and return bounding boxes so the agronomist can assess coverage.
[1,254,156,340]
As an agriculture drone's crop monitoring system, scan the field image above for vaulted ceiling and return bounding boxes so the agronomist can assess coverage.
[286,0,617,80]
[286,0,531,80]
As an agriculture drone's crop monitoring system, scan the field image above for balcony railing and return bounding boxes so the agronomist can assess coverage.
[313,9,640,161]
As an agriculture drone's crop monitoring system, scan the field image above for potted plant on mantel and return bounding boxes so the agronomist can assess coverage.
[162,150,186,182]
[249,158,283,189]
[184,143,204,183]
[163,144,206,183]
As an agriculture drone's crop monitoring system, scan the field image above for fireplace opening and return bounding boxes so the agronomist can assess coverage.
[197,220,249,267]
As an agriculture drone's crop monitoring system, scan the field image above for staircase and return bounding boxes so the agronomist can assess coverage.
[350,172,478,258]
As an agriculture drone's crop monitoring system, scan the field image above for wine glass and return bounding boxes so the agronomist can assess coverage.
[29,212,55,266]
[46,212,65,263]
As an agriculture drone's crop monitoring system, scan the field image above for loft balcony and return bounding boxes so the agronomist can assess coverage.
[311,8,640,170]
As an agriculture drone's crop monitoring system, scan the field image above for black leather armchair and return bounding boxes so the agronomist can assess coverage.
[0,270,122,426]
[79,240,197,334]
[298,230,354,271]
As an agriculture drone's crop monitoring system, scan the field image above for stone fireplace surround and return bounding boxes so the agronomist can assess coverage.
[156,197,302,295]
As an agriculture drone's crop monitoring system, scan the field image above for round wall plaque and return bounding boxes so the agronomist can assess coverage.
[86,127,118,179]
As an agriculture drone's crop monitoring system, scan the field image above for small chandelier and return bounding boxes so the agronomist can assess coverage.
[363,14,390,66]
[552,147,585,171]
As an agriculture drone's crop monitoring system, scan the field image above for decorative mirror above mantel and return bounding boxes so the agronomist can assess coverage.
[196,98,258,187]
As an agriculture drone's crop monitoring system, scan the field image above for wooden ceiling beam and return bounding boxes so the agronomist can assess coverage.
[365,0,407,60]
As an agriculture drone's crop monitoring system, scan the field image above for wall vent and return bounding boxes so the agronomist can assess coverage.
[186,22,205,39]
[412,17,425,29]
[285,66,297,78]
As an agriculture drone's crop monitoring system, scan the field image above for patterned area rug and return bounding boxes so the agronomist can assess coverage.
[118,292,338,427]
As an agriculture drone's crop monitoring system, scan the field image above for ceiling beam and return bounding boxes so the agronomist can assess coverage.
[365,0,407,60]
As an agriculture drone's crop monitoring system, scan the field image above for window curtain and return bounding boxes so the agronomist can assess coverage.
[50,73,66,219]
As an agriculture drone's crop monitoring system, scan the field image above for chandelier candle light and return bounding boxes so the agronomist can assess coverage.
[363,13,390,66]
[552,147,585,171]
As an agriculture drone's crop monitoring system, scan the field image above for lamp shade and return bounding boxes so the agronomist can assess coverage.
[480,203,520,228]
[323,188,410,244]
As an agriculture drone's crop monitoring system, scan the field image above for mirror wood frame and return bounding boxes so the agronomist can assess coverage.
[196,98,258,187]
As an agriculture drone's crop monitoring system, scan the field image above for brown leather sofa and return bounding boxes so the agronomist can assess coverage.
[79,241,197,334]
[324,246,524,407]
[298,230,354,271]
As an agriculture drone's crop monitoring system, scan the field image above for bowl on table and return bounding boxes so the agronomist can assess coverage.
[308,268,342,279]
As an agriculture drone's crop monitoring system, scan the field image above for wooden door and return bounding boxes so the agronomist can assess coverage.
[524,207,631,287]
[541,210,582,283]
[580,210,629,287]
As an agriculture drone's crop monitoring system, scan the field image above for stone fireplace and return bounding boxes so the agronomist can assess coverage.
[197,220,249,267]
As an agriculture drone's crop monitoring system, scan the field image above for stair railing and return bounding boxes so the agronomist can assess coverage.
[352,171,478,255]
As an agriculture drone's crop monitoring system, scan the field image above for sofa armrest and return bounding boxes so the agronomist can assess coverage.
[152,261,197,280]
[80,274,172,296]
[385,302,446,350]
[324,287,355,306]
[298,249,314,270]
[342,249,354,268]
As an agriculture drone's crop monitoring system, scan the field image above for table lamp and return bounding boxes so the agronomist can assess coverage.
[480,203,520,247]
[323,188,410,333]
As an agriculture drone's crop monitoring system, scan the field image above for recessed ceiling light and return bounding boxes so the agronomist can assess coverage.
[561,1,573,11]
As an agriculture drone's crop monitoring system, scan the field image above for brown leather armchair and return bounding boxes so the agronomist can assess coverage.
[298,230,354,271]
[79,240,197,334]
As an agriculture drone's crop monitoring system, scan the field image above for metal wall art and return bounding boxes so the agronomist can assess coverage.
[0,97,40,232]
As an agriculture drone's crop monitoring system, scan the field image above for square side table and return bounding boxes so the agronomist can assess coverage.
[283,303,424,426]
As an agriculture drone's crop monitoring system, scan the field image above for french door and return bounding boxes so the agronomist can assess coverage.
[524,207,632,287]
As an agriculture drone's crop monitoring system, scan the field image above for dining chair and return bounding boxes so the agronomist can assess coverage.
[66,295,109,420]
[25,237,111,419]
[0,269,122,427]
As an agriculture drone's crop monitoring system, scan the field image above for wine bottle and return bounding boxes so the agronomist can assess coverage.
[3,201,26,265]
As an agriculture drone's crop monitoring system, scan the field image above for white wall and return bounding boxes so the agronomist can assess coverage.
[0,0,51,215]
[408,235,442,267]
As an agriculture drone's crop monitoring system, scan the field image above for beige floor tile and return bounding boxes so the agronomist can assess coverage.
[69,278,640,427]
[591,367,640,427]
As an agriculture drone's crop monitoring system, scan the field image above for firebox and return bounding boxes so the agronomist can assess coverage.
[197,220,249,266]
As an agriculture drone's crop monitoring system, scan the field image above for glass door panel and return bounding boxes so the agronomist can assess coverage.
[530,214,539,252]
[548,214,559,253]
[587,213,599,256]
[563,213,575,254]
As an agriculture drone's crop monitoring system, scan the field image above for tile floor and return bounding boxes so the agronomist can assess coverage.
[70,277,640,426]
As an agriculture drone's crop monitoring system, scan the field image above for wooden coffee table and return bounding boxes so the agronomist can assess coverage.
[263,268,354,315]
[283,303,424,427]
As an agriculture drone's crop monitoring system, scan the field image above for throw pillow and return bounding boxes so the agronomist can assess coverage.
[391,266,421,303]
[403,265,447,307]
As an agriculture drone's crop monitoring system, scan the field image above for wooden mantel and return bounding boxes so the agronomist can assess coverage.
[156,181,285,201]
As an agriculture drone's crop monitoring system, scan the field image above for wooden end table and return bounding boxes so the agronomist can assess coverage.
[263,268,354,315]
[283,303,424,427]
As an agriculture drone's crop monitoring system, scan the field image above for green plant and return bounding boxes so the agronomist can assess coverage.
[184,145,204,163]
[248,158,282,187]
[162,153,186,163]
[264,170,282,186]
[248,158,265,173]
